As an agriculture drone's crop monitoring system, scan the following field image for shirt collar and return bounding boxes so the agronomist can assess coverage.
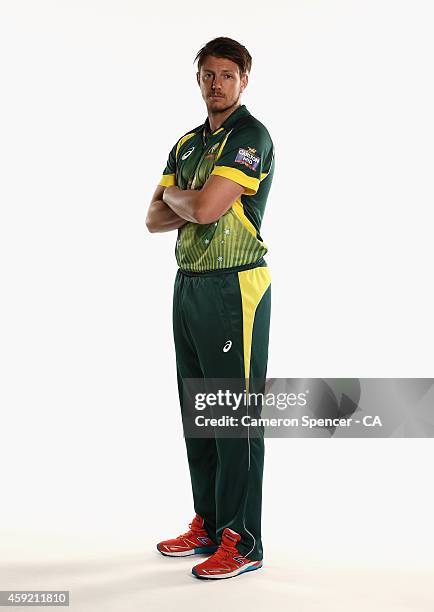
[203,104,250,138]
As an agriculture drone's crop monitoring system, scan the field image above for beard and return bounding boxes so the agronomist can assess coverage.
[207,91,241,115]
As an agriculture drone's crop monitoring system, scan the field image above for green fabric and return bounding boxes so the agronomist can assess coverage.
[173,264,271,559]
[161,105,275,273]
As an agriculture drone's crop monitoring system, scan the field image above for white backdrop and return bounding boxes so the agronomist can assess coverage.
[1,1,433,610]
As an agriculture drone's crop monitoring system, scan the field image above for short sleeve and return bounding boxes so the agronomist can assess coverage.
[158,141,177,187]
[211,125,273,195]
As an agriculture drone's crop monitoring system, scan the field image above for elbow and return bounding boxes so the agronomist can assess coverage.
[195,211,221,225]
[193,198,219,225]
[194,211,210,225]
[145,214,157,233]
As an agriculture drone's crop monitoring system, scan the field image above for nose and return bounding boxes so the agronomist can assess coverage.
[211,76,223,91]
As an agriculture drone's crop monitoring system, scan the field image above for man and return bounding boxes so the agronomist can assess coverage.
[146,37,274,580]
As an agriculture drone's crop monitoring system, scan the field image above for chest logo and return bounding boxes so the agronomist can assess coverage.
[223,340,232,353]
[181,146,195,160]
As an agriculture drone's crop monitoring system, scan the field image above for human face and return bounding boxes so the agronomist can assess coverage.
[197,55,248,115]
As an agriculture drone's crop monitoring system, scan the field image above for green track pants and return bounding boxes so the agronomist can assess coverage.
[172,259,271,561]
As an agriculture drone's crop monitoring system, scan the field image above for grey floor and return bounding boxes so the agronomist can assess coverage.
[1,549,433,612]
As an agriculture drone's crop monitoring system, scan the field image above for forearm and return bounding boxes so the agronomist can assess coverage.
[163,186,204,223]
[145,199,188,233]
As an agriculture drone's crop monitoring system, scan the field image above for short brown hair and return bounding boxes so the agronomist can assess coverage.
[194,37,252,76]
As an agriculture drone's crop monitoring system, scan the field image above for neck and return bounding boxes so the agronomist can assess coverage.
[207,101,241,133]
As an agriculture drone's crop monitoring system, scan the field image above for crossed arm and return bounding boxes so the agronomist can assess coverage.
[145,175,245,233]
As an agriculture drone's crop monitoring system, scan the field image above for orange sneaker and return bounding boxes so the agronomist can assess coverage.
[157,514,217,557]
[191,528,263,579]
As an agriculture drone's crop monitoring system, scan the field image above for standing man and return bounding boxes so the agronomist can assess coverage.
[146,37,274,580]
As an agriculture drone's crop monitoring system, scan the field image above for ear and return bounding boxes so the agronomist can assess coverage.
[240,72,249,93]
[196,71,200,86]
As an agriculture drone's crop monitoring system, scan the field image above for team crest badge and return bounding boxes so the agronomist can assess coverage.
[205,142,221,160]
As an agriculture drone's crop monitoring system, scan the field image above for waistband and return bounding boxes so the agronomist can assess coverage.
[177,257,267,277]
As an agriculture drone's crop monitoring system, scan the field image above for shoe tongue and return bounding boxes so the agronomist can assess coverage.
[222,528,241,547]
[191,514,205,531]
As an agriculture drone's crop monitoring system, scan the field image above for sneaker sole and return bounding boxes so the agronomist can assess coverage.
[192,560,263,579]
[157,544,218,557]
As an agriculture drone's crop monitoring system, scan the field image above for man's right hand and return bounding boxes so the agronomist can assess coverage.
[145,184,188,233]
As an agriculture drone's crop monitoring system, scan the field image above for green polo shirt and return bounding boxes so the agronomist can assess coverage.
[159,104,275,272]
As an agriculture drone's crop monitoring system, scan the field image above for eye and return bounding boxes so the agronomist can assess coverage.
[225,74,233,79]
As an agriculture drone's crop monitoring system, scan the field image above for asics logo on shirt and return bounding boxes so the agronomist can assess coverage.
[181,146,195,160]
[223,340,232,353]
